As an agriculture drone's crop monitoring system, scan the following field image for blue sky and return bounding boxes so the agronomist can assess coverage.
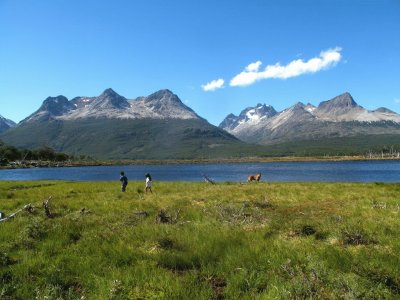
[1,0,399,125]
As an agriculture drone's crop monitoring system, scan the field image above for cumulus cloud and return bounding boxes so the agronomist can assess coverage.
[245,60,262,72]
[230,47,342,87]
[201,78,224,91]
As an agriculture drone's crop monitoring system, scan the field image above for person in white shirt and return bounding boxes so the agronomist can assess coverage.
[145,173,152,193]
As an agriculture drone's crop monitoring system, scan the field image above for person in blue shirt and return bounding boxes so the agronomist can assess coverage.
[120,171,128,192]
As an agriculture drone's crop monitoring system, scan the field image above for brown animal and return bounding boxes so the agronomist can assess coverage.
[247,173,261,182]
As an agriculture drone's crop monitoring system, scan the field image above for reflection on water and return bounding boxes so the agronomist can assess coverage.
[0,160,399,182]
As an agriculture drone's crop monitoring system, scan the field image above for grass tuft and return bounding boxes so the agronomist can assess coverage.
[341,227,376,246]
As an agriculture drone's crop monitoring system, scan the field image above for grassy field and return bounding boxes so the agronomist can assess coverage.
[0,181,399,299]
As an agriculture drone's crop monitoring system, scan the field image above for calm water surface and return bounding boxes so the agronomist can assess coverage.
[0,160,399,182]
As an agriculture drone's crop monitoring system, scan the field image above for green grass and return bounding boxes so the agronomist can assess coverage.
[1,181,399,299]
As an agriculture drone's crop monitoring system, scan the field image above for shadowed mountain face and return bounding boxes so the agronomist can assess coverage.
[21,95,76,123]
[219,92,400,144]
[0,89,241,159]
[0,115,16,134]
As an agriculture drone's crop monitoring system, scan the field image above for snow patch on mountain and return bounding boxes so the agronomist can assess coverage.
[220,103,277,132]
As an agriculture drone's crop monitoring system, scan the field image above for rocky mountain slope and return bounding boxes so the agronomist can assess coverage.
[1,89,244,159]
[0,115,16,134]
[219,92,400,144]
[23,88,200,123]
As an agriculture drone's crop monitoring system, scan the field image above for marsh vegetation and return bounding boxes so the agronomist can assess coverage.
[0,181,399,299]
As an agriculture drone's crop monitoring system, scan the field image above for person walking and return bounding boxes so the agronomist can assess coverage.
[145,173,152,193]
[120,171,128,192]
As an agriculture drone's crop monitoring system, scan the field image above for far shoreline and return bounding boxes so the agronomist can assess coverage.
[1,155,399,170]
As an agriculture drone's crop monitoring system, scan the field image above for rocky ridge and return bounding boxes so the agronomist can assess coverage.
[219,92,400,144]
[23,88,200,123]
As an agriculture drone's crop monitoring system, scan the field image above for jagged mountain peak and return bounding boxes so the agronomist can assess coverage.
[43,95,69,103]
[0,114,16,133]
[41,95,71,111]
[255,103,277,115]
[38,95,75,116]
[219,103,277,131]
[318,92,358,110]
[315,92,363,120]
[101,88,119,96]
[97,88,125,101]
[134,89,200,120]
[21,94,76,123]
[238,103,277,118]
[145,89,180,103]
[219,113,240,131]
[304,103,317,114]
[96,88,123,100]
[292,102,306,109]
[92,88,130,110]
[153,89,174,96]
[254,103,271,109]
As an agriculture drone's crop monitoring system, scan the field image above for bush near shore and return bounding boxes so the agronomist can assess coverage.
[0,181,399,299]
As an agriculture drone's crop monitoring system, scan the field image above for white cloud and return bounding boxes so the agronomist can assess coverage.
[395,98,400,104]
[230,47,342,87]
[245,60,262,72]
[201,78,224,91]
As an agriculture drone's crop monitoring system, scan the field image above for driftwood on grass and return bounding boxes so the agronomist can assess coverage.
[0,196,93,223]
[156,209,181,224]
[43,196,53,218]
[80,208,92,215]
[0,204,34,223]
[203,174,216,184]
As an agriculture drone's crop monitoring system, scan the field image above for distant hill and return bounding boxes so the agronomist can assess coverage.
[219,92,400,145]
[1,89,248,159]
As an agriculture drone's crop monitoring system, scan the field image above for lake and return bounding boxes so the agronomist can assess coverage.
[0,160,399,182]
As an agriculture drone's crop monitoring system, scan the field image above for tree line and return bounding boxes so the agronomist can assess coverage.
[0,140,70,165]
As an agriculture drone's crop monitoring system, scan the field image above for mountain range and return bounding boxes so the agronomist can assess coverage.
[22,88,200,123]
[0,89,245,159]
[1,90,400,159]
[219,92,400,145]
